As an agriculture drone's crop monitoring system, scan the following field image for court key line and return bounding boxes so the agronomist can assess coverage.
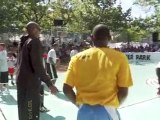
[119,96,160,109]
[0,107,7,120]
[146,78,159,88]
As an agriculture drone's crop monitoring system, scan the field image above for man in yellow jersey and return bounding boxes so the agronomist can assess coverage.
[63,24,133,120]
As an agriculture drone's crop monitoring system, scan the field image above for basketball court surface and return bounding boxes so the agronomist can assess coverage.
[0,62,160,120]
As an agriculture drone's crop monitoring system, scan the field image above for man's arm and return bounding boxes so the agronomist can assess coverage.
[29,39,57,92]
[117,54,133,105]
[63,83,77,106]
[63,56,77,106]
[117,87,128,105]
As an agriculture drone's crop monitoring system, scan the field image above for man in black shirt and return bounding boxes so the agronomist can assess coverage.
[16,22,58,120]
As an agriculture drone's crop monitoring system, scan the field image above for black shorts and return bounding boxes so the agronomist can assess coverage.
[0,72,9,83]
[46,63,58,79]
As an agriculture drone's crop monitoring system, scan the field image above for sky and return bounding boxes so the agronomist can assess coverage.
[49,0,155,18]
[118,0,155,18]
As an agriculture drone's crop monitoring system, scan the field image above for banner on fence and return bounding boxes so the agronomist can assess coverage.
[125,52,160,62]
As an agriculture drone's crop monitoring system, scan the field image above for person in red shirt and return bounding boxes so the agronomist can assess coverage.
[7,52,17,85]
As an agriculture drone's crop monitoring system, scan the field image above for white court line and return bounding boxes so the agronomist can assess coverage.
[119,96,160,109]
[0,108,7,120]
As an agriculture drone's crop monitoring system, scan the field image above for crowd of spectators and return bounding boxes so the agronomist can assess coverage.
[115,44,160,52]
[56,41,91,63]
[54,42,160,63]
[5,40,160,64]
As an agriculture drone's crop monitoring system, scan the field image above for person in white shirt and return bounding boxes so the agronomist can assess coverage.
[70,46,78,58]
[0,43,9,93]
[46,43,58,84]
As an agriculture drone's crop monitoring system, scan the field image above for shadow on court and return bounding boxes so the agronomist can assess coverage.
[0,94,17,105]
[55,92,69,101]
[40,113,65,120]
[8,85,17,90]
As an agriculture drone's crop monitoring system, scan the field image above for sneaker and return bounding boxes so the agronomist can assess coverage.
[11,81,15,86]
[40,106,50,112]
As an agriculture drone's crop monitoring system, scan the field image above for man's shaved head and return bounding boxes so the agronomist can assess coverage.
[26,21,40,33]
[25,21,41,38]
[92,24,111,41]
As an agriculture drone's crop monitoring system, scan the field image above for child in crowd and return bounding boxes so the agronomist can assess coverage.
[7,52,17,85]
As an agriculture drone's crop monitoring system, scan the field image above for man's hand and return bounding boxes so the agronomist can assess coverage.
[46,74,51,79]
[49,85,59,95]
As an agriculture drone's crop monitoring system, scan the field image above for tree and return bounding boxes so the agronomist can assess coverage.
[60,0,132,33]
[0,0,52,33]
[0,0,19,33]
[0,0,152,43]
[113,0,159,42]
[135,0,160,31]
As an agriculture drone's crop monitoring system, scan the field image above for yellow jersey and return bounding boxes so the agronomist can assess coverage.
[64,47,133,107]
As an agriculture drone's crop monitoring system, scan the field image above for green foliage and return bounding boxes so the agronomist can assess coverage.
[0,0,132,33]
[115,0,159,42]
[0,0,155,42]
[0,0,18,33]
[135,0,160,31]
[0,0,51,33]
[64,0,132,33]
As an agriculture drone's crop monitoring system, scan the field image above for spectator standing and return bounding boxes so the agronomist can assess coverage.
[63,24,133,120]
[70,46,78,58]
[46,43,59,84]
[0,43,9,94]
[16,22,58,120]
